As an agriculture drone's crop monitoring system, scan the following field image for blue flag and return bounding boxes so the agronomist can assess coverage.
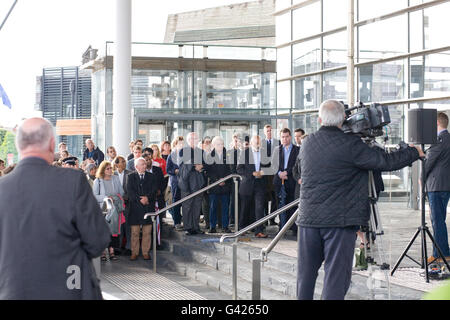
[0,83,12,109]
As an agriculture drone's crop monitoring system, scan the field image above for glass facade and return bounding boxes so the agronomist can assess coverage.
[91,43,280,150]
[276,0,450,195]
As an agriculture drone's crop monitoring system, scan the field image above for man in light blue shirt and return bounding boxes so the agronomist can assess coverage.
[273,128,300,232]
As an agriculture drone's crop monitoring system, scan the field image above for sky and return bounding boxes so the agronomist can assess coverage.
[0,0,251,129]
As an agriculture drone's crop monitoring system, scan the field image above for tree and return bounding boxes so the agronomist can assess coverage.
[0,130,18,164]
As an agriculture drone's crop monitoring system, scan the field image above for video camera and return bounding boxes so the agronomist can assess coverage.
[341,102,391,138]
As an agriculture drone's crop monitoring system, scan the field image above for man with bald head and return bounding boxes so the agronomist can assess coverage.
[0,117,110,300]
[83,138,105,166]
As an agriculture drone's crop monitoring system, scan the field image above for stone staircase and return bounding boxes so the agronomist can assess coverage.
[156,223,426,300]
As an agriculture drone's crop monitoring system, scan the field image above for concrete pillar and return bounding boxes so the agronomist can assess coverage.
[113,0,132,156]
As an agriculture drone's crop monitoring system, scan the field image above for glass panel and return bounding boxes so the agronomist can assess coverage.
[292,38,321,75]
[323,70,347,102]
[131,69,181,109]
[293,76,320,110]
[409,9,424,53]
[278,46,292,79]
[323,0,347,30]
[411,51,450,100]
[357,0,408,21]
[277,80,291,110]
[292,113,319,134]
[357,59,407,103]
[205,46,266,60]
[323,31,347,68]
[423,2,450,49]
[292,1,321,40]
[358,15,408,62]
[276,13,291,46]
[200,71,276,110]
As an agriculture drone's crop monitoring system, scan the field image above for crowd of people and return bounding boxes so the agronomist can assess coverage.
[0,100,448,300]
[13,124,307,261]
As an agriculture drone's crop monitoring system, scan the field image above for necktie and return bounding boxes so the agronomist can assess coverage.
[140,174,144,181]
[267,140,271,157]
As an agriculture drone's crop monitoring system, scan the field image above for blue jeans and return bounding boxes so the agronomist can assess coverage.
[428,192,450,257]
[209,193,230,229]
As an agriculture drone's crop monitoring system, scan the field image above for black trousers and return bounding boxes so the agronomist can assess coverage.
[297,226,358,300]
[239,180,266,234]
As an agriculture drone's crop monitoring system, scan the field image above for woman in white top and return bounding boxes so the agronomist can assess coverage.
[93,161,124,261]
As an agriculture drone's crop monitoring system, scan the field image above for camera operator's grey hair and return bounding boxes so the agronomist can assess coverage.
[319,100,346,127]
[15,117,55,151]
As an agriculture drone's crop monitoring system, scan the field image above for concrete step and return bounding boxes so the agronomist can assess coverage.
[162,238,299,298]
[157,250,295,300]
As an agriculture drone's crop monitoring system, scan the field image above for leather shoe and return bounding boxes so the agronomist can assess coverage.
[130,254,138,261]
[143,254,151,260]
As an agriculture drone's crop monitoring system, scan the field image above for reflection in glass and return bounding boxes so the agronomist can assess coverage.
[292,39,321,75]
[358,15,408,62]
[323,70,347,102]
[357,59,406,103]
[293,76,319,110]
[323,31,347,68]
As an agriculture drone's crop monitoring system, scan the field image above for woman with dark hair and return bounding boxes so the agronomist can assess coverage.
[160,140,171,161]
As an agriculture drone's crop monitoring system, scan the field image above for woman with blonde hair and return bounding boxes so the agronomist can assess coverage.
[93,161,124,261]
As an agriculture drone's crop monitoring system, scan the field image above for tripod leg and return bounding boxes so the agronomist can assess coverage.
[391,228,421,276]
[424,228,450,271]
[421,228,430,283]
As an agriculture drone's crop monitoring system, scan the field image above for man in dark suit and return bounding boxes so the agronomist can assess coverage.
[261,124,280,226]
[113,156,132,254]
[126,157,158,261]
[237,135,268,238]
[0,118,110,300]
[273,128,300,233]
[425,112,450,262]
[143,148,166,211]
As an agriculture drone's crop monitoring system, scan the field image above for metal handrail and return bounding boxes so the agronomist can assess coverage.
[220,199,300,243]
[219,198,300,300]
[144,174,242,220]
[142,173,241,275]
[261,208,299,262]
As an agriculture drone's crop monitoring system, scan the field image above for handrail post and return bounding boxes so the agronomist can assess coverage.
[233,177,239,236]
[152,216,157,272]
[232,243,238,300]
[252,258,261,300]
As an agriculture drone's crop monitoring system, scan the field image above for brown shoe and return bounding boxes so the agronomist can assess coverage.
[255,232,268,238]
[130,254,138,261]
[143,254,151,260]
[437,256,450,263]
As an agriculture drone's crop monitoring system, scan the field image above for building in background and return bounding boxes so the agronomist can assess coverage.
[35,66,92,161]
[274,0,450,200]
[164,0,275,47]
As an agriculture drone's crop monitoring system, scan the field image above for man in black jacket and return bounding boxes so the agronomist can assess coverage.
[178,132,205,235]
[237,135,268,238]
[273,128,300,233]
[0,118,110,299]
[296,100,424,300]
[83,139,105,166]
[205,136,232,233]
[127,157,158,261]
[425,112,450,262]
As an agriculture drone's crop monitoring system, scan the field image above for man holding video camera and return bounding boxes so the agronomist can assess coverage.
[296,99,424,300]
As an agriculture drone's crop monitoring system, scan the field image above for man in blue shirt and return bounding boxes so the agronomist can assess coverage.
[82,139,105,166]
[273,128,300,233]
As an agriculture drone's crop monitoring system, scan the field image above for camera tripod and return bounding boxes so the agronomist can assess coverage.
[391,146,450,282]
[360,170,391,299]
